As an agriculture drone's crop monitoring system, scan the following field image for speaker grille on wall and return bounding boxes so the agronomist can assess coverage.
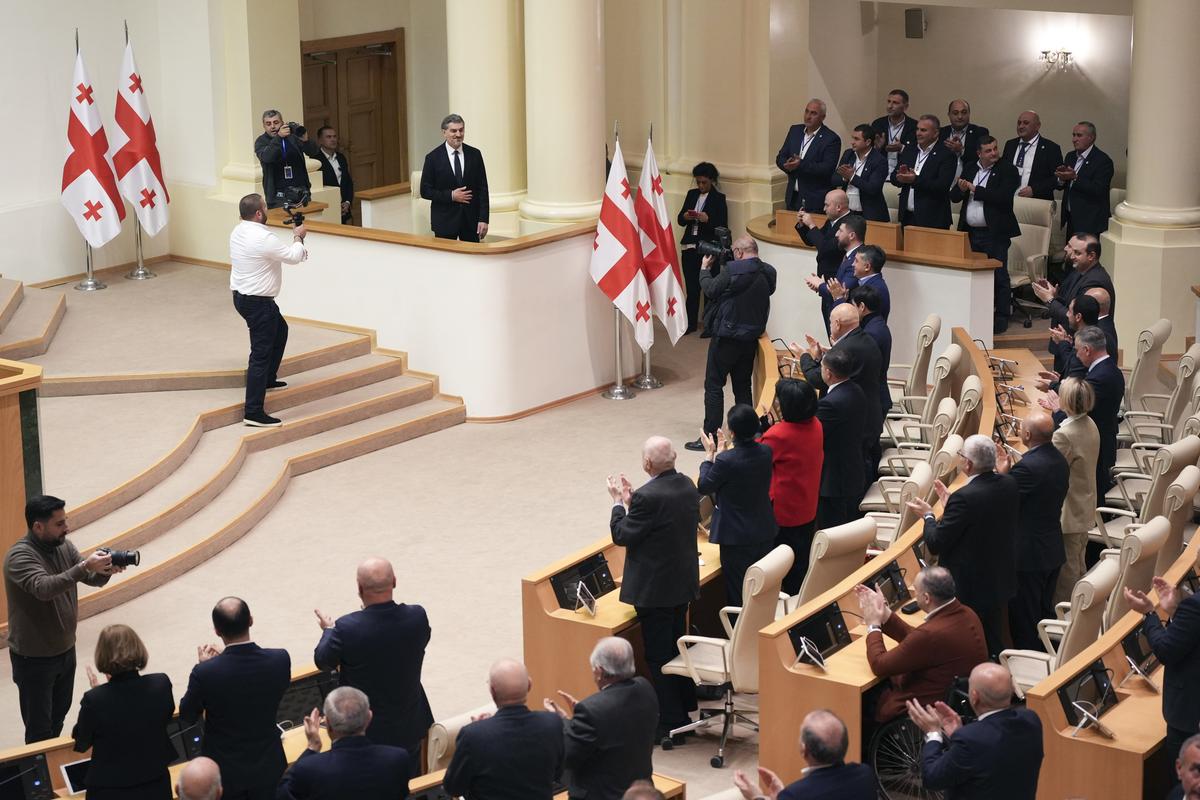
[905,8,925,39]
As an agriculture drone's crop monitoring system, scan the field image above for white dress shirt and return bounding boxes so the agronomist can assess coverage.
[321,148,343,185]
[907,145,934,212]
[846,152,867,211]
[964,162,994,228]
[229,220,307,298]
[1014,134,1039,191]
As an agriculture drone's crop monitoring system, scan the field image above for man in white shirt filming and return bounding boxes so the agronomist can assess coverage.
[229,193,307,428]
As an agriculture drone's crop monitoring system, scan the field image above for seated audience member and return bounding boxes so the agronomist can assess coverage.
[544,638,658,800]
[1170,735,1200,800]
[698,404,777,606]
[892,115,956,230]
[809,349,868,530]
[677,162,728,332]
[177,757,223,800]
[1002,110,1062,201]
[72,624,175,800]
[1050,378,1100,605]
[277,687,410,800]
[733,709,875,800]
[761,379,823,594]
[621,782,664,800]
[180,598,291,800]
[849,283,892,416]
[834,124,889,222]
[856,567,987,723]
[314,557,433,755]
[444,659,564,800]
[908,663,1043,799]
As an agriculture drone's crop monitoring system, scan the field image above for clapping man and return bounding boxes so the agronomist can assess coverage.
[802,210,863,334]
[892,115,956,230]
[776,99,841,213]
[834,125,889,222]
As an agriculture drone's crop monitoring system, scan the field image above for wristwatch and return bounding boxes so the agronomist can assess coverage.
[923,513,936,523]
[867,624,882,634]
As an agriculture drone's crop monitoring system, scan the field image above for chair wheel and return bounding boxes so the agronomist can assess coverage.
[710,755,724,768]
[1023,319,1033,328]
[660,737,674,750]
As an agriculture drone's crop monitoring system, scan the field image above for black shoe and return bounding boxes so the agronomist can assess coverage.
[684,438,706,452]
[243,412,282,428]
[267,380,287,390]
[993,318,1010,335]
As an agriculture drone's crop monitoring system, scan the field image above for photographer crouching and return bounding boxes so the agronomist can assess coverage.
[230,193,308,428]
[254,109,311,209]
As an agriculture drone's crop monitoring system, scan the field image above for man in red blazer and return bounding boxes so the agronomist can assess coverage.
[856,566,989,723]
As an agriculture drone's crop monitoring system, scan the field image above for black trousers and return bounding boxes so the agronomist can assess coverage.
[682,249,702,332]
[1008,567,1061,651]
[970,603,1006,660]
[1165,725,1194,790]
[10,647,76,744]
[816,495,857,533]
[636,604,696,730]
[233,292,289,416]
[719,541,774,607]
[703,337,758,435]
[774,521,816,596]
[967,228,1012,321]
[433,216,480,242]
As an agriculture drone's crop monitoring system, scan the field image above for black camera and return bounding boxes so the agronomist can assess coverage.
[286,121,306,139]
[696,226,734,269]
[281,186,311,226]
[99,547,140,568]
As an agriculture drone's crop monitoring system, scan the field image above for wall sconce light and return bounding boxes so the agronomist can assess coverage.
[1039,49,1073,70]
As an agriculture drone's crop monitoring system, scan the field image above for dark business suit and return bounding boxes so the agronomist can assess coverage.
[562,677,658,800]
[1097,315,1119,361]
[853,273,891,322]
[179,643,291,800]
[698,441,778,606]
[1053,356,1124,498]
[834,148,890,222]
[802,327,885,485]
[314,601,434,754]
[276,736,410,800]
[921,706,1043,799]
[1006,443,1070,651]
[951,159,1020,322]
[72,672,175,800]
[1142,592,1200,783]
[1046,263,1117,331]
[939,124,990,171]
[313,149,354,223]
[892,143,957,230]
[777,761,878,800]
[923,471,1020,657]
[1060,146,1114,236]
[1002,136,1063,201]
[872,114,918,176]
[255,132,311,208]
[678,188,729,331]
[805,244,855,335]
[419,143,489,241]
[812,380,868,531]
[443,705,564,800]
[860,310,893,415]
[610,469,700,730]
[777,124,841,212]
[796,213,849,281]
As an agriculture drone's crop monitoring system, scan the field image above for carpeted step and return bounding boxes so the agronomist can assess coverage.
[0,286,65,359]
[0,278,23,334]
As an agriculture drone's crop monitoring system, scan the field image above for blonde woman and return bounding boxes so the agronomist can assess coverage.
[1051,378,1101,604]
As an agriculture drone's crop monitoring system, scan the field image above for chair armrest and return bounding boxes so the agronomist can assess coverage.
[1037,619,1069,657]
[672,635,730,685]
[998,649,1054,696]
[1139,393,1171,413]
[1093,506,1139,548]
[1127,442,1167,473]
[887,377,908,389]
[718,606,743,640]
[1026,253,1048,282]
[1112,470,1152,511]
[1055,601,1071,621]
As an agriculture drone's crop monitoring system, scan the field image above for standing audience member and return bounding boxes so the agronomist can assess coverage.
[802,208,862,334]
[544,638,658,800]
[444,660,564,800]
[177,757,223,800]
[892,115,956,230]
[776,99,842,213]
[940,99,990,179]
[732,710,876,800]
[306,126,354,224]
[872,89,918,177]
[677,162,728,333]
[1002,110,1062,200]
[795,189,852,282]
[809,349,868,530]
[823,240,890,322]
[1050,378,1100,605]
[419,114,490,242]
[3,495,118,743]
[609,437,700,740]
[1170,735,1200,800]
[834,125,889,222]
[313,557,434,755]
[1032,233,1116,329]
[1086,286,1119,355]
[254,110,311,208]
[1046,294,1101,379]
[761,379,823,594]
[72,625,175,800]
[698,404,778,606]
[180,598,291,800]
[1057,121,1114,237]
[849,283,893,417]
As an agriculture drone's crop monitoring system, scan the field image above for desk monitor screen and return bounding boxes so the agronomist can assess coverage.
[166,717,205,764]
[1058,660,1117,726]
[276,670,340,728]
[911,538,930,569]
[410,789,453,800]
[869,561,911,610]
[0,755,54,800]
[1181,569,1200,597]
[60,760,89,797]
[1121,627,1160,676]
[787,602,852,659]
[549,553,617,610]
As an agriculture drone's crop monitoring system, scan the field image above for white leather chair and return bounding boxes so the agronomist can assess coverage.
[1008,197,1055,326]
[794,518,878,607]
[870,397,956,490]
[1095,435,1200,547]
[950,375,983,439]
[865,461,934,549]
[888,313,942,413]
[426,701,497,772]
[1156,465,1200,573]
[1102,516,1170,631]
[1116,347,1200,474]
[882,344,962,451]
[1121,318,1173,421]
[883,183,901,223]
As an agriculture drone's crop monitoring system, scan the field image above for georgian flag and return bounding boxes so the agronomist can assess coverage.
[109,41,169,236]
[589,139,653,352]
[61,50,125,247]
[635,138,687,344]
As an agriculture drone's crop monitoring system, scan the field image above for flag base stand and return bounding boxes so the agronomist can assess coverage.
[601,307,636,400]
[601,383,637,400]
[631,350,662,389]
[75,243,107,292]
[125,220,156,280]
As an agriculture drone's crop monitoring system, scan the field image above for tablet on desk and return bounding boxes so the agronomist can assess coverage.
[60,759,90,797]
[575,580,598,617]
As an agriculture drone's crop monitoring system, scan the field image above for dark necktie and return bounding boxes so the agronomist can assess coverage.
[1015,141,1030,168]
[453,150,462,182]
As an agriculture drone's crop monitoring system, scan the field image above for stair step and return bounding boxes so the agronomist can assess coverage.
[0,278,22,334]
[0,287,65,359]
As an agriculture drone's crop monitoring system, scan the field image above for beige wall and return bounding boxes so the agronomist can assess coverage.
[603,0,666,162]
[807,0,878,137]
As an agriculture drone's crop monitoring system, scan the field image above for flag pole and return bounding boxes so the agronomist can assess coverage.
[75,242,106,292]
[601,121,636,400]
[631,121,662,390]
[126,219,155,279]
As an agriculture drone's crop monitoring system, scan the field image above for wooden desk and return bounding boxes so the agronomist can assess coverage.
[409,769,686,799]
[772,210,902,252]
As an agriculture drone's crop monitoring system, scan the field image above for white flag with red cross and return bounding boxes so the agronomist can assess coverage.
[61,50,125,247]
[635,137,687,344]
[109,41,169,236]
[589,139,654,352]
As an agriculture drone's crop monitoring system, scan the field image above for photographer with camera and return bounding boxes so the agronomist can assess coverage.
[254,109,311,209]
[3,495,123,744]
[230,193,308,428]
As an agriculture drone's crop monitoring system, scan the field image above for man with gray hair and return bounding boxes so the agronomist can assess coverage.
[733,709,875,799]
[544,637,658,800]
[419,113,490,241]
[1056,121,1114,237]
[254,109,311,208]
[907,433,1019,658]
[776,99,842,212]
[177,757,222,800]
[277,686,411,799]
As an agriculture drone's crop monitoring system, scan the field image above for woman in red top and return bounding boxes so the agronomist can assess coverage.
[760,378,823,594]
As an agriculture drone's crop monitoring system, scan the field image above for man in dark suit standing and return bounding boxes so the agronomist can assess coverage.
[872,89,918,178]
[419,114,489,241]
[1032,233,1116,337]
[794,189,851,282]
[776,99,841,212]
[733,710,876,800]
[307,126,354,224]
[180,598,291,800]
[849,283,893,422]
[255,110,311,208]
[909,662,1043,800]
[544,638,658,800]
[892,115,957,230]
[445,660,564,800]
[805,349,867,530]
[1087,287,1119,357]
[995,413,1069,651]
[801,206,861,334]
[609,437,700,739]
[1045,294,1104,379]
[1002,110,1063,200]
[950,136,1020,333]
[834,125,889,222]
[278,686,410,800]
[1056,121,1114,237]
[313,557,433,756]
[907,435,1020,658]
[940,99,989,180]
[825,242,890,322]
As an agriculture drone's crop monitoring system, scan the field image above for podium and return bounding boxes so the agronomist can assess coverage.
[0,358,43,631]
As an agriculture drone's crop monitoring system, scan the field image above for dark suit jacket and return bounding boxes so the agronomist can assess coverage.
[921,707,1043,799]
[865,600,988,721]
[444,705,564,800]
[419,143,489,238]
[796,213,849,280]
[939,124,991,168]
[313,601,434,751]
[1097,315,1120,362]
[812,380,868,499]
[1047,263,1117,330]
[1008,444,1069,571]
[950,159,1021,239]
[563,677,658,800]
[312,148,354,206]
[1002,136,1063,200]
[1053,357,1124,496]
[255,132,311,207]
[892,144,957,229]
[72,672,175,790]
[860,311,893,414]
[854,273,891,321]
[777,761,877,800]
[277,736,410,800]
[777,124,841,212]
[1143,592,1200,733]
[802,327,884,442]
[833,148,890,222]
[179,643,291,790]
[677,188,728,246]
[923,472,1020,612]
[872,114,919,163]
[611,469,700,608]
[698,441,778,546]
[1061,146,1114,235]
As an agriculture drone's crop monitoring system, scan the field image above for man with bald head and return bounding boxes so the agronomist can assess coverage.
[180,598,291,800]
[177,757,221,800]
[777,99,842,212]
[1002,110,1063,200]
[445,659,564,800]
[733,709,875,799]
[610,437,701,739]
[909,662,1044,799]
[314,557,433,755]
[996,412,1070,650]
[795,189,851,285]
[1085,286,1119,357]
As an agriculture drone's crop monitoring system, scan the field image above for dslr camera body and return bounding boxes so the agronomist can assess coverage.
[695,226,734,271]
[99,547,140,568]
